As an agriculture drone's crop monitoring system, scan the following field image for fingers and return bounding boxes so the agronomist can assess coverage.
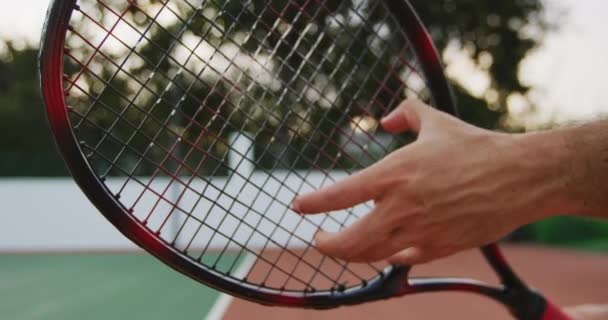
[381,99,441,134]
[292,100,435,215]
[313,207,424,263]
[292,161,391,214]
[316,230,417,263]
[316,224,447,265]
[313,213,380,260]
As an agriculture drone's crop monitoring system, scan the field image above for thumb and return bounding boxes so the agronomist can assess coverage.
[380,99,442,135]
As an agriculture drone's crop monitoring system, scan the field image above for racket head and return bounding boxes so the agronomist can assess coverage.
[40,0,455,307]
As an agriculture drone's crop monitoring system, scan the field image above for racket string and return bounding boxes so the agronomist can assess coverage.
[84,1,191,185]
[73,0,394,193]
[72,0,384,238]
[68,6,363,219]
[169,0,410,285]
[254,41,411,286]
[67,76,375,286]
[243,0,410,129]
[188,0,397,283]
[64,0,427,292]
[119,0,408,252]
[69,5,376,290]
[266,0,416,109]
[73,0,408,290]
[136,0,402,163]
[73,110,353,287]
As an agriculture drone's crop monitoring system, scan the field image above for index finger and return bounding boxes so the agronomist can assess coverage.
[292,162,387,214]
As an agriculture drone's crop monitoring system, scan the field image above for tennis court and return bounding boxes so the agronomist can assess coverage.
[3,176,607,319]
[222,246,608,319]
[0,253,233,319]
[2,246,607,320]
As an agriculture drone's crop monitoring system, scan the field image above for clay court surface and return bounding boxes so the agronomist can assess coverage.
[223,245,608,320]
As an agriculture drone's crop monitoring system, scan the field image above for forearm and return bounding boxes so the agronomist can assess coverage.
[518,120,608,220]
[560,119,608,217]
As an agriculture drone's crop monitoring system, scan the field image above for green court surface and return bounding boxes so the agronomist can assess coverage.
[0,253,232,320]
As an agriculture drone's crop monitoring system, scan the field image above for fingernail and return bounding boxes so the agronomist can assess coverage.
[314,230,328,243]
[291,198,302,213]
[381,112,393,123]
[381,109,399,125]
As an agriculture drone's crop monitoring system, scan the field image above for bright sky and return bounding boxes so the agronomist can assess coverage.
[2,0,606,127]
[520,0,608,126]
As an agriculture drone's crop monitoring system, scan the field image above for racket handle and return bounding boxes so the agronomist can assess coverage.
[541,301,572,320]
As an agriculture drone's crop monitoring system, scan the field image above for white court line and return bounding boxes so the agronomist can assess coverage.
[205,254,258,320]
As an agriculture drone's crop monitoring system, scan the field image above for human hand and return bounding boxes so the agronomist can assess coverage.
[292,100,565,265]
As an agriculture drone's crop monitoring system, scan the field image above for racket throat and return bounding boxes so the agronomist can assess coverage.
[502,288,548,320]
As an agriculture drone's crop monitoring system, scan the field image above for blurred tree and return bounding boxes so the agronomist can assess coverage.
[411,0,549,129]
[0,0,548,177]
[0,42,68,176]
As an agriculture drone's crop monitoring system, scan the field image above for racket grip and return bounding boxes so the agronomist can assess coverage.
[541,301,573,320]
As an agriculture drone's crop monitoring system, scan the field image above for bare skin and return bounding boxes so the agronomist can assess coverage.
[291,99,608,319]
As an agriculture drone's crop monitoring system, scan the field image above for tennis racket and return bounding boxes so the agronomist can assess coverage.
[40,0,571,319]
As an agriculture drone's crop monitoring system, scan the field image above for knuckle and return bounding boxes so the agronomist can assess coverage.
[406,202,429,219]
[388,226,405,238]
[409,192,431,216]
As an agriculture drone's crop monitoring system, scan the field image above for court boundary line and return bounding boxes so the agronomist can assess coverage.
[205,254,257,320]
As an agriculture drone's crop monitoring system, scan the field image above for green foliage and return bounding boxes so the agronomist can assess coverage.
[0,42,68,176]
[58,0,422,177]
[0,43,46,150]
[525,216,608,251]
[410,0,548,128]
[0,0,548,177]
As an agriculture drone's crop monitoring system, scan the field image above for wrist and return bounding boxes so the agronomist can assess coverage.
[556,122,608,217]
[509,129,577,221]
